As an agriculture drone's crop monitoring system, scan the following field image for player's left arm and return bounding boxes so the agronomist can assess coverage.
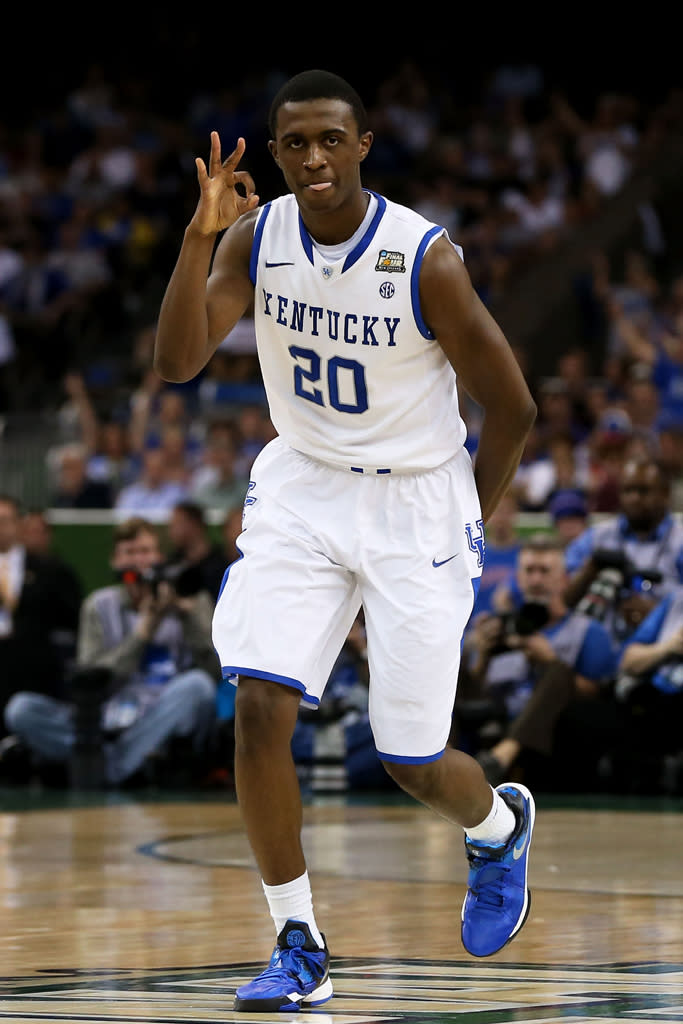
[420,235,537,522]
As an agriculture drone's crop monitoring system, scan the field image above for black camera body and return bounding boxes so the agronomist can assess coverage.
[490,600,551,654]
[576,548,662,622]
[116,560,204,597]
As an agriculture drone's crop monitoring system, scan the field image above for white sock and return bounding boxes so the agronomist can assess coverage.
[262,871,325,948]
[465,786,516,845]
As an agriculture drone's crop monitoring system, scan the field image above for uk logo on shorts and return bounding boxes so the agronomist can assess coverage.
[465,519,485,568]
[244,481,257,507]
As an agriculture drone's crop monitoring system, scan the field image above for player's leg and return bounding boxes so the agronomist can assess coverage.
[360,447,535,958]
[212,440,360,1011]
[233,676,306,885]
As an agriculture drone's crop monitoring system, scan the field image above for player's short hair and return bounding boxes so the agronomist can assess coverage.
[268,69,369,137]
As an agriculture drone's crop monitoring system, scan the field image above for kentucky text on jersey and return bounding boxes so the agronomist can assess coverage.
[261,291,400,346]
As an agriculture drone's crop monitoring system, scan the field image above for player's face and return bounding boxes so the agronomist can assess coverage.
[269,98,372,216]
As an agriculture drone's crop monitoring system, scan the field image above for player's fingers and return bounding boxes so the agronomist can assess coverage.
[222,136,246,170]
[208,131,223,176]
[195,157,209,184]
[233,169,256,195]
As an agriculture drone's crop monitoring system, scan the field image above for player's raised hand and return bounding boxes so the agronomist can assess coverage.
[192,133,259,235]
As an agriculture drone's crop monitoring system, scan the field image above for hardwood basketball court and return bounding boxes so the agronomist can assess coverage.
[0,786,681,1022]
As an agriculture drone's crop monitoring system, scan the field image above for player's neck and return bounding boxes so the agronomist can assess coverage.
[300,190,370,247]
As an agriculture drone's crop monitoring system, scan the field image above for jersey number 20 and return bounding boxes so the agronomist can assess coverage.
[289,346,368,414]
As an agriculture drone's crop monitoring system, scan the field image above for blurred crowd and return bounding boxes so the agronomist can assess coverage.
[2,54,683,796]
[1,56,682,519]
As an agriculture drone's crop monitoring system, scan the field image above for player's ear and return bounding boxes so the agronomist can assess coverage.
[358,131,373,163]
[268,140,280,166]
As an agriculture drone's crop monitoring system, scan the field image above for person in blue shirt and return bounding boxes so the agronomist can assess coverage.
[462,532,618,787]
[467,485,522,626]
[614,586,683,793]
[563,457,683,645]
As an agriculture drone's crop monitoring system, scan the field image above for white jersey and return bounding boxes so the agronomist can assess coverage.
[250,191,467,473]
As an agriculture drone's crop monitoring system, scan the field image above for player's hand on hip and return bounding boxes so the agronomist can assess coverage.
[192,133,259,235]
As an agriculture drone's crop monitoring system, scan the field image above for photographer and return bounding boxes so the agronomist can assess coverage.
[460,533,617,788]
[165,500,228,603]
[610,585,683,793]
[4,516,219,787]
[564,456,683,645]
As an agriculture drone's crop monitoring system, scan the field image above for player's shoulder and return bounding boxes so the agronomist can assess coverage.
[378,192,441,232]
[377,193,465,263]
[256,193,296,223]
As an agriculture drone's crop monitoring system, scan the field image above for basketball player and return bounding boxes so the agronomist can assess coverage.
[154,70,538,1013]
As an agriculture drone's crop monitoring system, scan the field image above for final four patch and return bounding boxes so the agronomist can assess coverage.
[376,249,406,273]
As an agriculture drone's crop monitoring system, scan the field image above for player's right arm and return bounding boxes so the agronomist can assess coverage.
[154,133,259,383]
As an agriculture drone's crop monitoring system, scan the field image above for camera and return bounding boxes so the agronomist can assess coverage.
[576,549,662,622]
[116,560,204,597]
[490,600,551,654]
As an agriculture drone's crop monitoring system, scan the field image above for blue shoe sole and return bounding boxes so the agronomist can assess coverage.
[234,975,333,1012]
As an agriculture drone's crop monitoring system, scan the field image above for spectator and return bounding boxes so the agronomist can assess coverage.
[114,447,189,514]
[468,485,522,623]
[49,441,113,509]
[519,432,588,512]
[86,417,138,495]
[461,533,617,790]
[128,371,204,462]
[1,227,79,407]
[3,515,218,787]
[656,414,683,511]
[613,584,683,793]
[234,403,275,478]
[548,488,590,546]
[0,494,82,735]
[220,504,245,566]
[564,456,683,646]
[189,429,250,514]
[584,412,634,513]
[165,500,228,603]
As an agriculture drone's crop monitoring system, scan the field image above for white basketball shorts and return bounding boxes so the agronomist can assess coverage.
[212,437,484,762]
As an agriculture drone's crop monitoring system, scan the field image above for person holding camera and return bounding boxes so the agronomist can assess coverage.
[3,516,219,787]
[563,456,683,645]
[461,533,617,788]
[610,584,683,793]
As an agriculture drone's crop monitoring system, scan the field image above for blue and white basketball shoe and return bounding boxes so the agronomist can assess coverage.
[234,919,333,1012]
[461,782,535,957]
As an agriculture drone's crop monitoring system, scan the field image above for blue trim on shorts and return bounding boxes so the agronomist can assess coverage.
[219,666,320,707]
[217,543,244,602]
[376,747,446,764]
[463,575,482,649]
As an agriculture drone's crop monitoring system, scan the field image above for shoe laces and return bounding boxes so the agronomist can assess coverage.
[466,847,510,909]
[259,945,325,991]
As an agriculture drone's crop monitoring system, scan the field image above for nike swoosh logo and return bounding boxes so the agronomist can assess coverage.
[512,833,528,859]
[432,555,458,568]
[265,261,294,267]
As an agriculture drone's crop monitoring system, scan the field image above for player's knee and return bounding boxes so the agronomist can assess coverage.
[234,676,300,750]
[381,758,442,801]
